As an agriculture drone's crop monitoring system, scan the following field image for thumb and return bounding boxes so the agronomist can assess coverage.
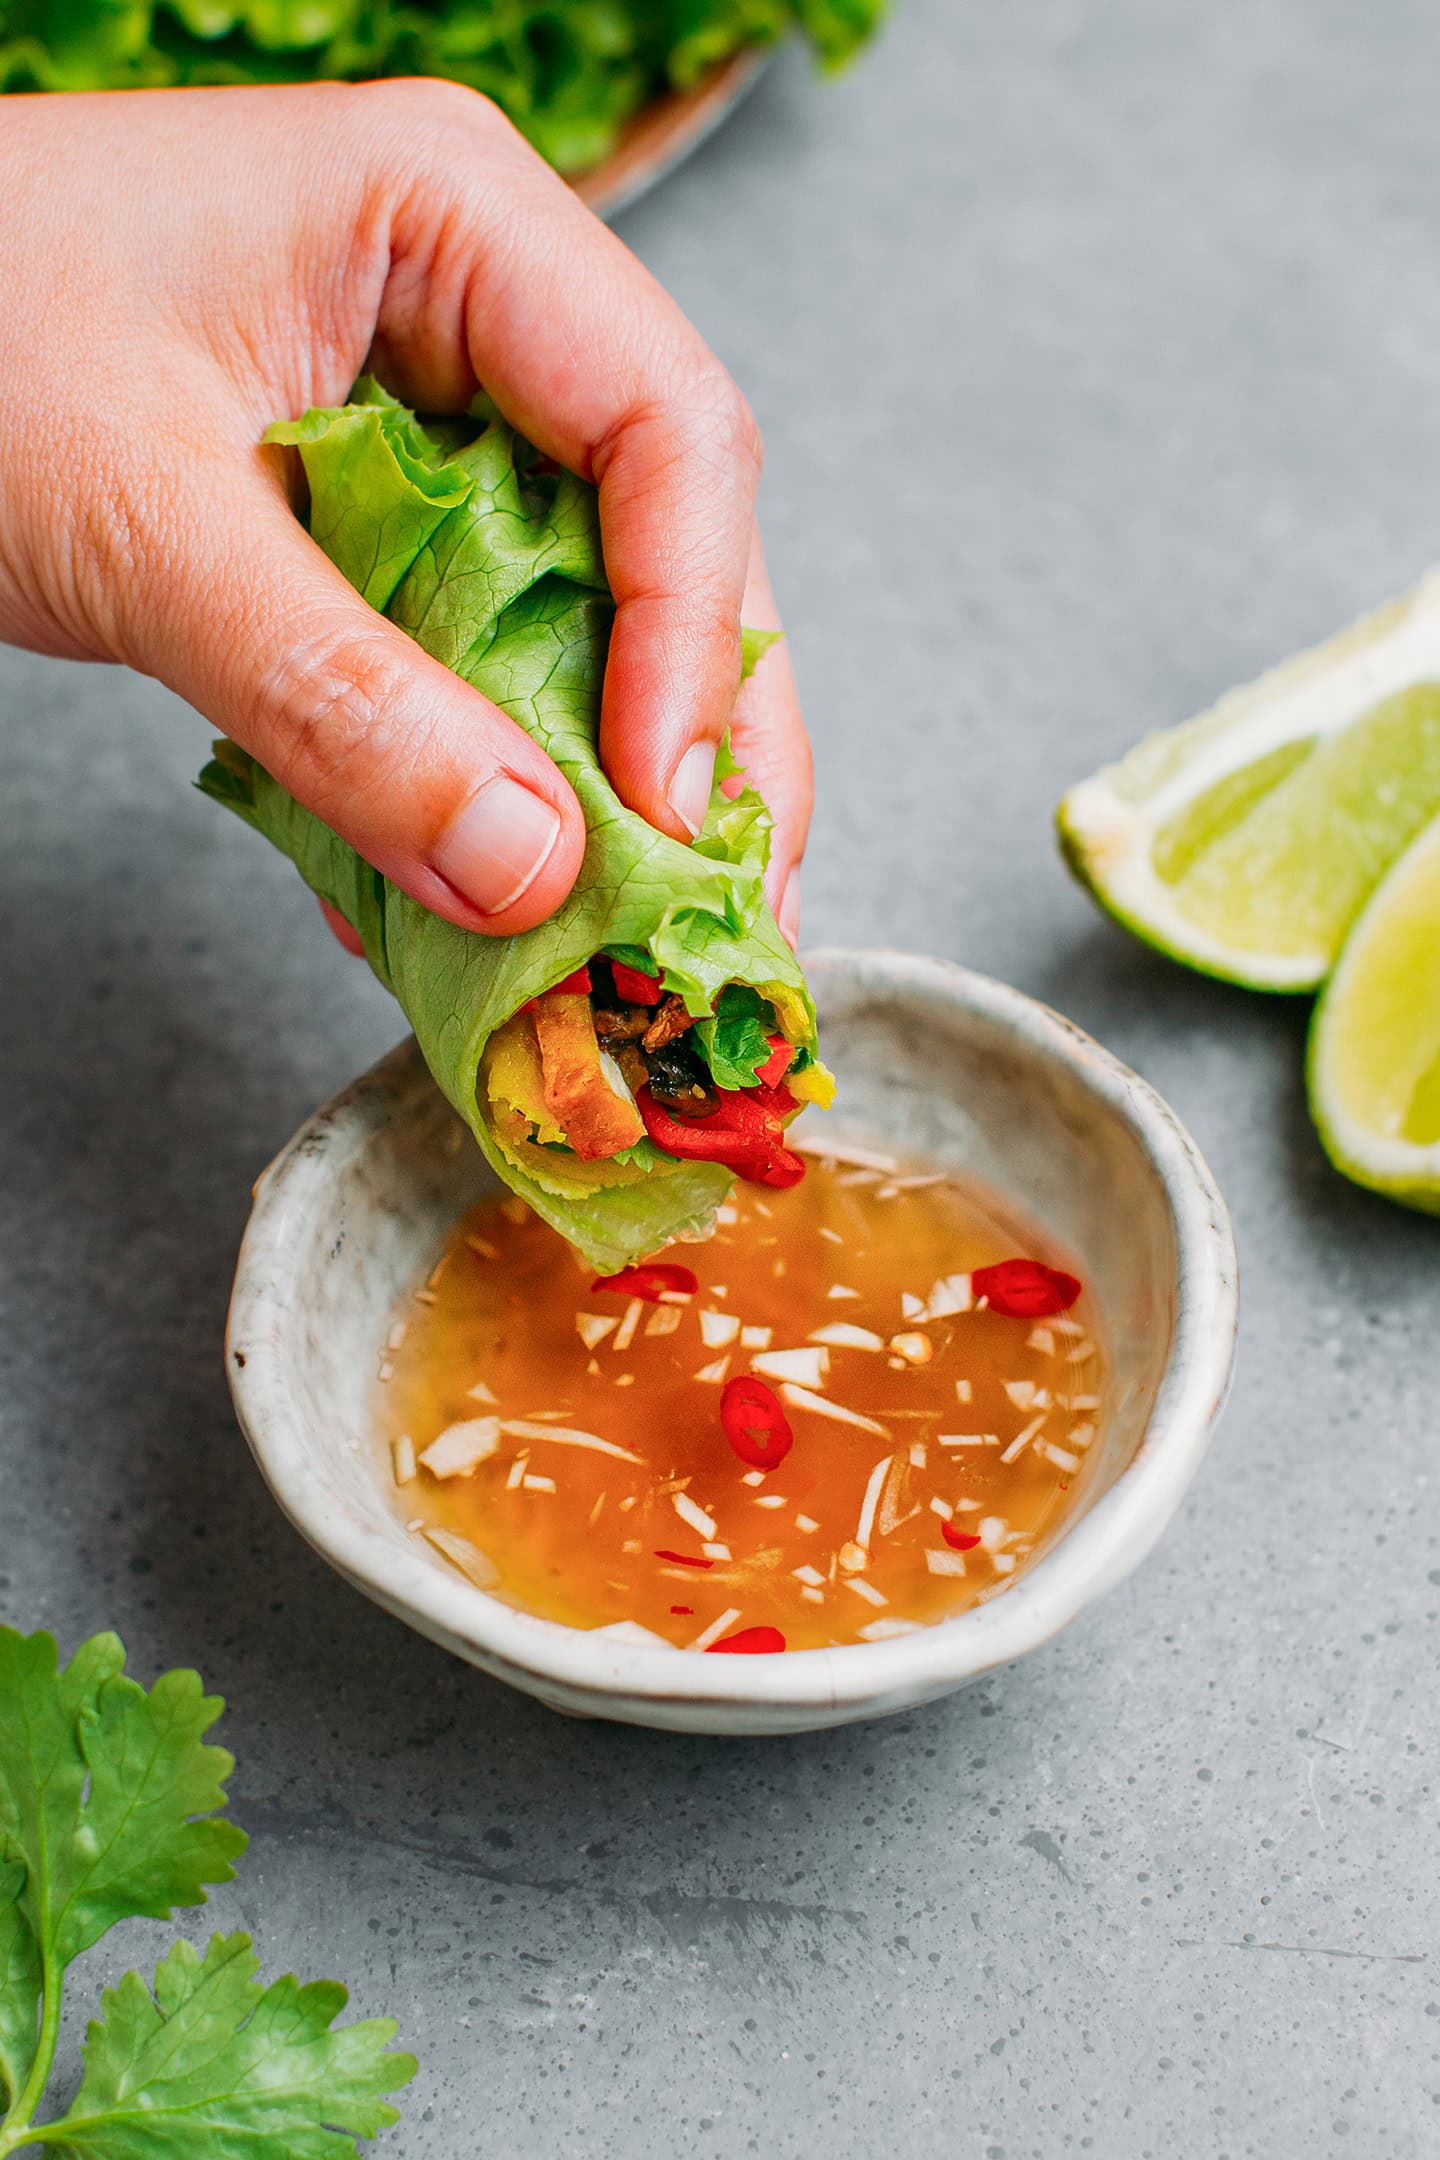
[134,468,585,935]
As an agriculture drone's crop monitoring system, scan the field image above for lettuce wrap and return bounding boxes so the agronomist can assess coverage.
[200,381,829,1273]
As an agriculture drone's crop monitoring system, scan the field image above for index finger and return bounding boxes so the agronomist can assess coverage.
[367,83,761,844]
[729,527,812,936]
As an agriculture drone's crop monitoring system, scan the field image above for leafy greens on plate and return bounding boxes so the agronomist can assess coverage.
[200,381,832,1273]
[0,1628,414,2159]
[0,1,887,177]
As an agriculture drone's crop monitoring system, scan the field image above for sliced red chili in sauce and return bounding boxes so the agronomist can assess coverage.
[941,1522,983,1551]
[720,1375,794,1471]
[972,1258,1082,1318]
[705,1625,786,1655]
[654,1549,714,1569]
[592,1262,699,1301]
[611,961,663,1004]
[670,1605,694,1616]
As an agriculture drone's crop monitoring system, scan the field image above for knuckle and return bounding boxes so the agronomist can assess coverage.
[352,73,513,170]
[687,595,746,666]
[598,367,763,494]
[61,453,177,662]
[354,72,493,130]
[260,623,449,819]
[722,384,765,476]
[626,587,743,676]
[679,367,763,473]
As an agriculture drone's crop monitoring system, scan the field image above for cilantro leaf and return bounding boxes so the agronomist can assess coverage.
[56,1654,247,1965]
[695,984,779,1091]
[0,1862,38,2115]
[0,1632,126,2111]
[55,1932,415,2158]
[0,1629,244,2134]
[0,1631,413,2159]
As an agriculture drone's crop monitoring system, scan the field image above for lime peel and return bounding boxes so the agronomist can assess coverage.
[1058,567,1440,989]
[1308,812,1440,1214]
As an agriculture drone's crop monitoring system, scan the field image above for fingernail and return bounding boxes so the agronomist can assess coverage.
[778,869,801,949]
[666,741,717,839]
[433,776,562,917]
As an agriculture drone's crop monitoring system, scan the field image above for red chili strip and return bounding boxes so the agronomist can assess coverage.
[670,1605,694,1616]
[720,1375,794,1471]
[654,1549,714,1569]
[612,960,663,1004]
[697,1085,804,1186]
[552,965,593,995]
[706,1625,786,1655]
[941,1522,983,1551]
[592,1262,699,1301]
[636,1085,805,1188]
[636,1089,776,1170]
[717,1080,797,1134]
[754,1036,795,1089]
[972,1258,1082,1318]
[753,1148,806,1190]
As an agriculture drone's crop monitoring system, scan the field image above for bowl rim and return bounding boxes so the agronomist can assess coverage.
[227,948,1238,1717]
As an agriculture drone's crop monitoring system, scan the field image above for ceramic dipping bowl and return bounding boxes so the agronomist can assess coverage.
[226,948,1238,1736]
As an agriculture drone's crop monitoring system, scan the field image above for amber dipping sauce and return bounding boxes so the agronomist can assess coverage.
[381,1154,1104,1653]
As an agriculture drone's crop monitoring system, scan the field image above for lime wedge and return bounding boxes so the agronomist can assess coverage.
[1307,815,1440,1213]
[1057,570,1440,989]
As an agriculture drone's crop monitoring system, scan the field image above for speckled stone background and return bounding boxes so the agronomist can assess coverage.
[4,3,1439,2154]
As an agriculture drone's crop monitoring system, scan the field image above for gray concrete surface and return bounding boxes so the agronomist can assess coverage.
[3,3,1439,2153]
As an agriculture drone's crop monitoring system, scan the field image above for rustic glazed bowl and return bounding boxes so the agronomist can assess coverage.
[227,949,1237,1736]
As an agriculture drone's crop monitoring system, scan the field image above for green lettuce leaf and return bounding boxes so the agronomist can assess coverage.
[199,381,820,1271]
[0,3,887,169]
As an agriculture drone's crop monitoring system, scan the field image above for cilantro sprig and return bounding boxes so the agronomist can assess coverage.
[0,1630,415,2157]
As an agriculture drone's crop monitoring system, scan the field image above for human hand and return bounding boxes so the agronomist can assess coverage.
[0,84,810,944]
